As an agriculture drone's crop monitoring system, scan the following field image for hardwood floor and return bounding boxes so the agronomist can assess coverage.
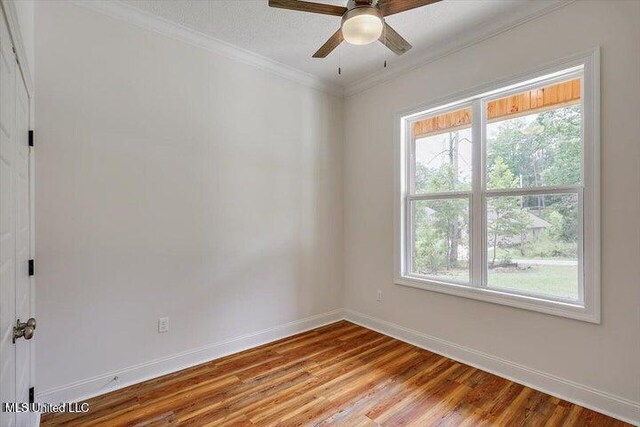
[41,321,630,426]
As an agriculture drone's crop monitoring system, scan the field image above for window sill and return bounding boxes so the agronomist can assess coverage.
[394,275,600,323]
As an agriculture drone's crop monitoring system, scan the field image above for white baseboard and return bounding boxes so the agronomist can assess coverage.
[344,309,640,426]
[37,308,639,425]
[37,309,344,406]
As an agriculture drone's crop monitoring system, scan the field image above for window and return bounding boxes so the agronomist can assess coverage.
[396,52,600,322]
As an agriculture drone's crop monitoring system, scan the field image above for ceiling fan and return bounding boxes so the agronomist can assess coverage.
[268,0,442,58]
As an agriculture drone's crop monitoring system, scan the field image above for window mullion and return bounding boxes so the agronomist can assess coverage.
[397,55,599,323]
[485,185,581,197]
[409,133,416,195]
[408,191,472,201]
[406,197,414,276]
[471,99,483,287]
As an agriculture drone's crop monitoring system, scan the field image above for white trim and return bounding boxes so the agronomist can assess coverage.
[344,0,576,97]
[471,100,483,287]
[394,49,598,129]
[67,0,344,97]
[344,309,640,426]
[395,276,594,322]
[36,310,639,425]
[65,0,578,100]
[37,309,344,406]
[395,49,600,323]
[1,4,37,424]
[484,185,580,196]
[580,47,601,325]
[408,191,471,200]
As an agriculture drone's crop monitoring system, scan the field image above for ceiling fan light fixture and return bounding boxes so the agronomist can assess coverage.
[341,7,383,45]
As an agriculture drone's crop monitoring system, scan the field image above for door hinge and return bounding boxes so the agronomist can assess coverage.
[28,259,34,276]
[29,387,34,404]
[28,130,34,147]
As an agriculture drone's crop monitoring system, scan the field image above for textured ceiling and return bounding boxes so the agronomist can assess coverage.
[122,0,565,88]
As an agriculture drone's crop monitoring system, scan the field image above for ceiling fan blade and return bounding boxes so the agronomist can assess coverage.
[313,29,343,58]
[379,23,412,55]
[269,0,348,16]
[377,0,442,16]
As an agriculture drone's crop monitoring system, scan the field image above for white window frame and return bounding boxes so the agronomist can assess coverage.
[394,49,600,323]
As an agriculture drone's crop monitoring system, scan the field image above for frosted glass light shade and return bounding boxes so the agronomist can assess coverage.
[342,13,383,45]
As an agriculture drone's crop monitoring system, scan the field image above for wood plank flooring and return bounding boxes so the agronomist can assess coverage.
[41,321,630,426]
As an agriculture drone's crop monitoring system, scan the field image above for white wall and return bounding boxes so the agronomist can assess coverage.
[34,0,639,422]
[35,1,343,398]
[344,0,639,417]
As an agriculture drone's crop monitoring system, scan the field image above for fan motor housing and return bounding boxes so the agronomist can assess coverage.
[342,4,383,26]
[347,0,377,7]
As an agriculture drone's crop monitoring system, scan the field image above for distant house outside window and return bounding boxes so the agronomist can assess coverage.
[395,51,600,322]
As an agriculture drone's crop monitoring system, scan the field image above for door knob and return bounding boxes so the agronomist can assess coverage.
[22,326,34,340]
[13,318,36,343]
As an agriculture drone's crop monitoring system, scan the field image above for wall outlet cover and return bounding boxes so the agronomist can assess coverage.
[158,317,169,333]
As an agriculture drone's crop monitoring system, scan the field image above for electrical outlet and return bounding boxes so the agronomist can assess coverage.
[158,317,169,333]
[376,290,382,302]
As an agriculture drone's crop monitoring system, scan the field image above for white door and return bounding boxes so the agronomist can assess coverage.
[0,10,33,427]
[14,49,32,427]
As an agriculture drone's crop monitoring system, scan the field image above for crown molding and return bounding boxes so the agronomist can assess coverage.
[68,0,345,97]
[69,0,576,100]
[344,0,577,97]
